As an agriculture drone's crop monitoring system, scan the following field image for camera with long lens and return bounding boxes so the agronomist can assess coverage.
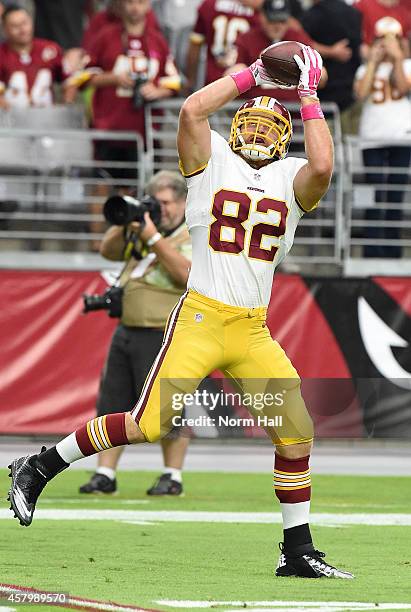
[83,194,162,317]
[132,74,148,109]
[103,194,161,227]
[83,285,123,317]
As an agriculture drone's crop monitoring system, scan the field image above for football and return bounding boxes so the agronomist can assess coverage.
[260,40,304,87]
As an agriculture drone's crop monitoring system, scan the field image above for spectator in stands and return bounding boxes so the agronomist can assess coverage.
[79,170,191,496]
[0,0,31,22]
[355,0,411,57]
[33,0,87,50]
[150,0,202,72]
[239,0,353,62]
[238,0,309,31]
[82,0,180,248]
[354,17,411,258]
[184,0,259,92]
[301,0,363,134]
[82,0,160,53]
[226,0,328,104]
[0,5,74,109]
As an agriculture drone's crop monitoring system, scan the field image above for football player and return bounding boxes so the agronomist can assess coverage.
[7,44,354,579]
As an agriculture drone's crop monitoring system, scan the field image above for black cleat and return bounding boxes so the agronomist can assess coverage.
[79,473,117,494]
[146,473,183,496]
[276,544,354,579]
[7,447,48,527]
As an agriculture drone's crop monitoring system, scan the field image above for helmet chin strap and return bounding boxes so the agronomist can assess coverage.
[237,132,276,161]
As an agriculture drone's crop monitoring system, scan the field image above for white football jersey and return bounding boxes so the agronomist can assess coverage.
[185,130,308,308]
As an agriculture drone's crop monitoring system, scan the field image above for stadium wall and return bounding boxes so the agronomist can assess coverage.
[0,271,410,438]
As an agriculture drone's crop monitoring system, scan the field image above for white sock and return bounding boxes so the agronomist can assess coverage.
[56,433,84,463]
[164,467,182,483]
[96,467,116,481]
[281,501,311,530]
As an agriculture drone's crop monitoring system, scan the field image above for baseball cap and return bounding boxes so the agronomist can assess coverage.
[262,0,291,22]
[374,16,403,37]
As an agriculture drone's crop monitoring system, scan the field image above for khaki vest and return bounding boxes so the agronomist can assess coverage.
[119,224,191,329]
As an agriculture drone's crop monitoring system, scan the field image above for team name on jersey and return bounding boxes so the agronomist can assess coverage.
[215,0,254,17]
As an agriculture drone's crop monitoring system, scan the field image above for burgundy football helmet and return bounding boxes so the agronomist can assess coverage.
[229,96,293,163]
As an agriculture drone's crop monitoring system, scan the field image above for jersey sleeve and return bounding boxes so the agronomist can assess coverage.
[155,34,181,92]
[39,41,65,82]
[82,14,98,52]
[85,24,117,69]
[179,129,226,182]
[234,32,251,65]
[66,31,104,88]
[147,8,160,31]
[190,1,207,44]
[0,50,6,94]
[53,44,67,81]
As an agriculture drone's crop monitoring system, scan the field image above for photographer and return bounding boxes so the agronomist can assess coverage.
[83,0,181,248]
[80,170,191,495]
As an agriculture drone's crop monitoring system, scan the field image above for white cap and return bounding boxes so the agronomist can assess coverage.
[374,16,403,37]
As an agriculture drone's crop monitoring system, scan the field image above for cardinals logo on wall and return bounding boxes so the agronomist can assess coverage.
[303,277,411,438]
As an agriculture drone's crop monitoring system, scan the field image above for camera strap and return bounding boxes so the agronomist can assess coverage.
[123,229,150,262]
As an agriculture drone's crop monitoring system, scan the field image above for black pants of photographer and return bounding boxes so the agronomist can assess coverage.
[97,325,163,415]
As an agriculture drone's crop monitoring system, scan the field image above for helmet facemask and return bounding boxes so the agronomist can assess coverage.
[229,100,292,165]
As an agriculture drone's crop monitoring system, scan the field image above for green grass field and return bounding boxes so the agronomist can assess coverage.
[1,469,410,612]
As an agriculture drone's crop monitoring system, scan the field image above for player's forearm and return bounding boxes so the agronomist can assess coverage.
[150,238,190,286]
[100,226,126,261]
[182,75,239,121]
[301,97,333,180]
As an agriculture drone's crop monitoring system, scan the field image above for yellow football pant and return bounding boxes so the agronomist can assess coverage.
[131,290,313,445]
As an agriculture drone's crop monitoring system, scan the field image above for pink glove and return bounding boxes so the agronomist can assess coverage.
[248,58,274,87]
[230,58,273,94]
[293,45,323,98]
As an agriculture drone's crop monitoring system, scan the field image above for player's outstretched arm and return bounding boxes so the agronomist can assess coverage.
[178,60,272,176]
[292,46,334,212]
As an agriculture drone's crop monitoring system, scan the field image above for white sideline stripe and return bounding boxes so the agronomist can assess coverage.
[40,498,150,505]
[0,608,16,612]
[1,509,411,526]
[156,601,411,610]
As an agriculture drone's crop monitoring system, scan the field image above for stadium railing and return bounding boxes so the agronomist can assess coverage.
[0,106,145,260]
[343,136,411,276]
[0,103,409,277]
